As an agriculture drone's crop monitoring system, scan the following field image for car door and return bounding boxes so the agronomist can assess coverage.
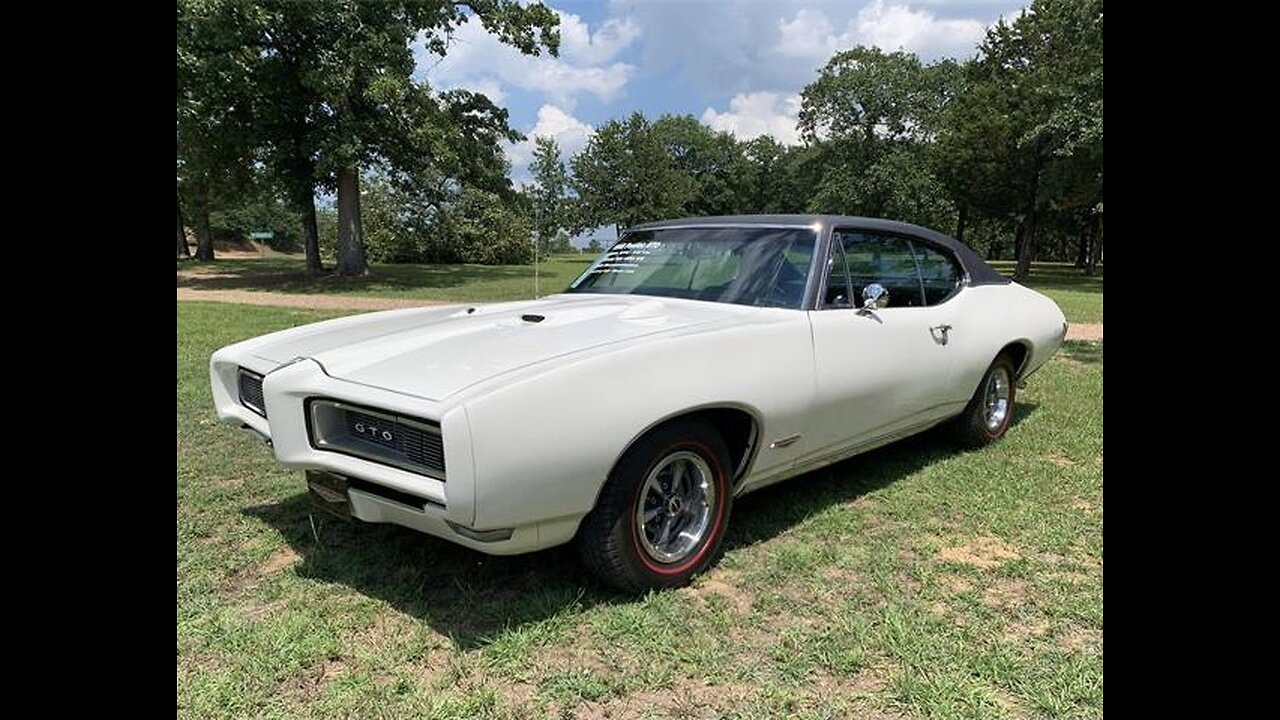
[803,229,961,461]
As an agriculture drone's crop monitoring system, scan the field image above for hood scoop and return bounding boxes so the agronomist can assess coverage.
[617,299,669,325]
[311,295,722,401]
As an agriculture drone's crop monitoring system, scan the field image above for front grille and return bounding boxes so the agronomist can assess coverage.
[344,409,446,471]
[307,399,445,479]
[238,368,266,417]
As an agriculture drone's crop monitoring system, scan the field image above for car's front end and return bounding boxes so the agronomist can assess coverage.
[209,292,796,558]
[209,346,549,552]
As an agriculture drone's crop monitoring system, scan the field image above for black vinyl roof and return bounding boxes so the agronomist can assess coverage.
[630,214,1008,286]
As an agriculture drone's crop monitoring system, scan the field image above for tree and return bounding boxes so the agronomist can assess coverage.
[300,0,559,275]
[177,0,259,261]
[799,47,950,147]
[739,136,809,214]
[937,0,1103,280]
[572,113,692,234]
[180,0,559,274]
[251,0,329,272]
[649,115,752,216]
[797,46,962,226]
[528,136,572,255]
[440,188,534,264]
[176,194,190,257]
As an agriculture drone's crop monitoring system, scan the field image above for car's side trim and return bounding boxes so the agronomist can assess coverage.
[742,412,954,495]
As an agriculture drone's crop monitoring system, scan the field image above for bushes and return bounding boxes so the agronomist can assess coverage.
[438,188,533,265]
[356,178,533,266]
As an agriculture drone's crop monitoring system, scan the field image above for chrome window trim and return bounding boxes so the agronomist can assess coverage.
[812,226,970,310]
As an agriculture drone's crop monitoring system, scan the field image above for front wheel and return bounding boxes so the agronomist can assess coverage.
[576,418,733,592]
[950,353,1018,447]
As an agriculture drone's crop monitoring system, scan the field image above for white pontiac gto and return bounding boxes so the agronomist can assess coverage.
[211,215,1067,591]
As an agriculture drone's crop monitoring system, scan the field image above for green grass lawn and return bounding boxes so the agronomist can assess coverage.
[177,254,598,304]
[179,254,1104,324]
[177,302,1103,719]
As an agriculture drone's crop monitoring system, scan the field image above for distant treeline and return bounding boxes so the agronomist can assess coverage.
[178,0,1102,280]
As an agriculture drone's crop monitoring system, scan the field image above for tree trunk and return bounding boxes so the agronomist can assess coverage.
[1012,168,1042,283]
[954,205,968,245]
[1086,214,1103,276]
[193,176,215,261]
[295,182,322,274]
[1013,211,1037,283]
[1075,225,1090,269]
[176,194,190,258]
[335,165,367,276]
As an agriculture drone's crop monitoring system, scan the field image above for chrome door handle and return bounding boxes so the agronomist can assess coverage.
[930,324,953,345]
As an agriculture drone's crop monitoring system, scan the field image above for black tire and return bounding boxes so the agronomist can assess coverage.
[576,418,733,593]
[950,353,1019,448]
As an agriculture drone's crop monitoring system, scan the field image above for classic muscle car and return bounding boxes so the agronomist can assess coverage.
[211,215,1067,591]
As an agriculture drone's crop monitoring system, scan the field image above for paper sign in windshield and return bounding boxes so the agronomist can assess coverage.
[587,241,663,274]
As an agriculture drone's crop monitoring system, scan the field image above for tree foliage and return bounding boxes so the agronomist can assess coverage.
[528,137,573,255]
[571,113,694,234]
[178,0,1101,276]
[176,0,558,271]
[938,0,1104,279]
[177,0,260,260]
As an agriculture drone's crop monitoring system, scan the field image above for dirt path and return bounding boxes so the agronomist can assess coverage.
[177,288,1103,340]
[177,288,451,311]
[1066,324,1103,341]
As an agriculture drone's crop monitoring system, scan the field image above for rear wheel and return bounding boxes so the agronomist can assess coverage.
[576,418,733,592]
[951,353,1018,447]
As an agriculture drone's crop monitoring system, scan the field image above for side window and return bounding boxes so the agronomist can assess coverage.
[837,231,924,308]
[912,242,962,305]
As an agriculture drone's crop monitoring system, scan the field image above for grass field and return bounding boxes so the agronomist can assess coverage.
[178,255,1103,324]
[177,301,1103,719]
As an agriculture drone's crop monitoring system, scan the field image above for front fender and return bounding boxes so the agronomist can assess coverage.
[463,317,815,529]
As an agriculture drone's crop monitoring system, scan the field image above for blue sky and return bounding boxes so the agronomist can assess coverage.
[411,0,1028,240]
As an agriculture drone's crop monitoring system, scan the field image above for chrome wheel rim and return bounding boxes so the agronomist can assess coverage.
[635,451,716,564]
[984,367,1012,431]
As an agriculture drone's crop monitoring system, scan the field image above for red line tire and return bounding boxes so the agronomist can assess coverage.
[576,418,733,593]
[950,352,1018,447]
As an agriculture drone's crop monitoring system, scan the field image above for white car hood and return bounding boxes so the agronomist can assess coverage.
[254,294,733,401]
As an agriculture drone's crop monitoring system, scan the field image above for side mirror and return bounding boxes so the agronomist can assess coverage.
[860,283,889,313]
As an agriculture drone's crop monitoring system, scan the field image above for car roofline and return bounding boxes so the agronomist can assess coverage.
[625,215,1008,288]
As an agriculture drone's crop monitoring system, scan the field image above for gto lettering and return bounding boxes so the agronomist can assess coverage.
[353,422,395,443]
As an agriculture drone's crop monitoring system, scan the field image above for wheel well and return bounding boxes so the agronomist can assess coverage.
[634,407,758,483]
[1001,341,1031,376]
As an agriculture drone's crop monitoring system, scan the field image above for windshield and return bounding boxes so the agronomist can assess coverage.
[567,227,818,309]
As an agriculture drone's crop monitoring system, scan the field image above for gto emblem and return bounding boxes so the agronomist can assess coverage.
[353,422,394,443]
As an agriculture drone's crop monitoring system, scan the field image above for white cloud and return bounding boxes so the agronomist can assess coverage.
[701,92,801,145]
[776,9,836,60]
[611,0,1004,100]
[416,11,640,108]
[774,2,988,62]
[853,1,987,57]
[506,104,595,187]
[559,13,640,66]
[467,78,505,105]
